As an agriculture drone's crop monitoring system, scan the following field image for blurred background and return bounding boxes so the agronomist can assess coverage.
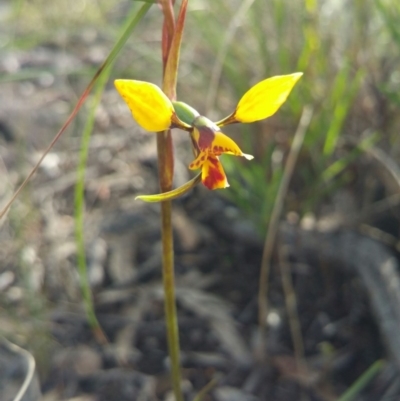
[1,0,400,400]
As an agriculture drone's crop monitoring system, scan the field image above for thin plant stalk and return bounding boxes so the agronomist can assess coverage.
[205,0,256,115]
[192,377,220,401]
[156,129,181,401]
[2,338,37,401]
[74,68,110,344]
[157,1,188,400]
[257,106,313,357]
[158,178,183,401]
[73,3,153,344]
[278,245,306,372]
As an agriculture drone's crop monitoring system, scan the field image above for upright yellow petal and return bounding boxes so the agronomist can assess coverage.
[114,80,174,132]
[234,72,303,123]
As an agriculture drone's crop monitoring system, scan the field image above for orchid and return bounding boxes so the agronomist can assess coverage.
[114,72,302,194]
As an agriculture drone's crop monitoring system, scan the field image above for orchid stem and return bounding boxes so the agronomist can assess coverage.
[157,132,183,401]
[158,1,186,399]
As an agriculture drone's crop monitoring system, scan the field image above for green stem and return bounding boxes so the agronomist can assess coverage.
[157,132,183,401]
[157,1,188,399]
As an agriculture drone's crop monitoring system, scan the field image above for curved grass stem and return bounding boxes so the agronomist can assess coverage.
[74,70,110,345]
[73,2,153,344]
[258,106,313,357]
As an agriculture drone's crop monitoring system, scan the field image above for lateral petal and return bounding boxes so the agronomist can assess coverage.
[211,131,254,160]
[115,80,174,132]
[234,72,303,123]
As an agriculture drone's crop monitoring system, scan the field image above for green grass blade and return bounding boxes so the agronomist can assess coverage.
[192,377,219,401]
[73,2,153,343]
[337,359,384,401]
[74,69,110,343]
[323,67,365,156]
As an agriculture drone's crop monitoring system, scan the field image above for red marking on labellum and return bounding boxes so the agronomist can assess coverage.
[203,159,226,189]
[209,157,219,166]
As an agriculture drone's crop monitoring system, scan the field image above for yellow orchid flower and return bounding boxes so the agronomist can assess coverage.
[114,72,302,192]
[187,116,253,189]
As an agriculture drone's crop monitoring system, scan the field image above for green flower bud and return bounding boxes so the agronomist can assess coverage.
[172,101,200,126]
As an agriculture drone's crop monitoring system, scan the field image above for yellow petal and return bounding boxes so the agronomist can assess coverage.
[201,155,229,190]
[234,72,303,123]
[211,131,254,160]
[114,80,174,132]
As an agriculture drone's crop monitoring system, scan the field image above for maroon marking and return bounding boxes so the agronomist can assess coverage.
[197,127,215,150]
[193,116,219,150]
[203,160,225,189]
